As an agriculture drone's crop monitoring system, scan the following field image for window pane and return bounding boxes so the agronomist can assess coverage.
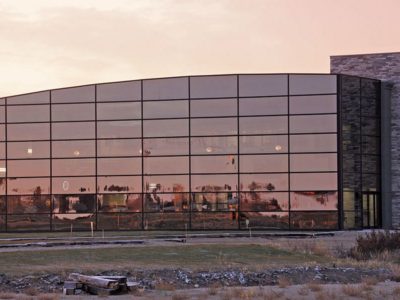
[7,178,49,195]
[52,140,95,158]
[191,174,237,192]
[240,173,288,191]
[190,75,236,98]
[52,85,95,103]
[98,139,141,157]
[0,143,5,158]
[97,102,141,120]
[52,194,96,213]
[97,81,141,102]
[291,154,337,172]
[144,119,188,137]
[7,195,50,214]
[239,74,288,97]
[290,134,337,152]
[362,117,380,136]
[97,212,142,230]
[290,95,337,114]
[144,193,190,212]
[191,155,237,173]
[52,103,95,121]
[191,213,238,229]
[0,107,4,123]
[8,105,49,122]
[98,176,142,194]
[192,192,238,212]
[8,141,50,159]
[143,77,188,100]
[239,97,287,116]
[362,136,380,155]
[291,211,338,229]
[98,158,141,175]
[289,75,337,95]
[290,173,337,190]
[98,121,141,138]
[240,192,289,211]
[143,213,189,230]
[239,212,289,229]
[191,99,236,117]
[8,160,50,177]
[7,91,50,105]
[52,213,94,231]
[0,125,4,141]
[144,157,188,174]
[143,138,189,156]
[98,194,142,212]
[290,191,338,211]
[191,136,237,155]
[240,154,288,172]
[144,175,189,192]
[52,177,95,194]
[290,115,337,133]
[52,122,95,139]
[52,159,95,176]
[240,116,287,135]
[8,123,49,141]
[362,155,380,174]
[7,215,50,231]
[191,118,236,136]
[143,100,188,118]
[240,135,288,154]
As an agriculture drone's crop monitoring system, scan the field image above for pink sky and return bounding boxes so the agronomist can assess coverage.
[1,0,399,97]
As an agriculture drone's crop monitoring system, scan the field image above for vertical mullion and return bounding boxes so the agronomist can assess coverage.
[49,91,53,231]
[141,80,144,230]
[359,78,363,228]
[4,98,7,232]
[337,75,343,230]
[188,77,192,230]
[287,75,291,230]
[94,85,98,231]
[237,75,240,230]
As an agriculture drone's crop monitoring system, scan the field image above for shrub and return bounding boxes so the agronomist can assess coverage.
[350,230,400,259]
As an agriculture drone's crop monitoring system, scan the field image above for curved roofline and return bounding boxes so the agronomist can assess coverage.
[0,72,376,99]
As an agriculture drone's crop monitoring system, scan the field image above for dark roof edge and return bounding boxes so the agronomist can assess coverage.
[331,51,400,58]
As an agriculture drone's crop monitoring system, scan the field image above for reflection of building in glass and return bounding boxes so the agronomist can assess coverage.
[0,59,395,231]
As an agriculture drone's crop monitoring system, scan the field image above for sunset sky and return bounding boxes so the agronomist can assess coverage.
[1,0,399,97]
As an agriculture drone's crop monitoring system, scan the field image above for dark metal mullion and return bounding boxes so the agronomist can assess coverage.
[94,85,98,231]
[141,80,144,230]
[49,91,53,231]
[337,75,343,230]
[359,78,364,228]
[4,97,7,232]
[287,75,291,229]
[237,75,240,230]
[188,77,192,230]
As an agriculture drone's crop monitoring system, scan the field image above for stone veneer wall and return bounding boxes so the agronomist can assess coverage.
[331,52,400,228]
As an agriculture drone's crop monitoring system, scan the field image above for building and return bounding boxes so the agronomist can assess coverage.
[0,52,397,231]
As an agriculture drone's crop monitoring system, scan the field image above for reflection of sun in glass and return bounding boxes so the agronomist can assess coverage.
[275,145,282,151]
[206,146,213,153]
[73,150,80,156]
[27,148,33,154]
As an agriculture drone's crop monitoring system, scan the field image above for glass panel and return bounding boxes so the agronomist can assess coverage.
[0,196,4,212]
[289,75,337,95]
[191,174,237,192]
[290,154,337,172]
[97,81,141,102]
[52,214,95,231]
[144,193,190,212]
[7,91,50,104]
[52,159,95,176]
[8,160,50,177]
[290,134,337,153]
[290,95,337,114]
[144,119,188,137]
[7,195,50,214]
[98,121,141,138]
[361,97,380,116]
[143,77,188,100]
[0,107,4,123]
[52,140,95,158]
[97,139,141,157]
[7,105,49,123]
[240,192,288,211]
[191,136,237,155]
[362,117,380,136]
[239,74,287,97]
[7,215,50,231]
[7,178,50,195]
[239,97,287,116]
[240,135,287,154]
[97,176,142,194]
[8,123,49,141]
[143,100,188,119]
[240,154,288,173]
[191,213,238,229]
[191,99,236,117]
[98,157,141,175]
[362,135,380,155]
[97,213,142,230]
[52,103,95,121]
[290,173,338,190]
[239,212,289,229]
[143,213,189,230]
[143,138,189,156]
[290,191,338,211]
[98,194,142,212]
[8,141,50,159]
[362,155,380,174]
[362,174,380,192]
[52,122,95,139]
[52,177,95,194]
[0,143,4,158]
[144,157,188,174]
[53,194,96,213]
[0,125,4,141]
[290,211,338,229]
[240,173,288,191]
[144,175,189,192]
[290,115,337,133]
[191,118,236,136]
[52,85,95,103]
[192,192,238,212]
[97,102,141,120]
[190,75,237,98]
[191,155,238,173]
[240,116,287,135]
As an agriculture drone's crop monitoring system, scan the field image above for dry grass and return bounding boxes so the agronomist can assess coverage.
[362,276,379,286]
[277,276,292,288]
[307,282,322,292]
[208,286,218,296]
[0,293,15,299]
[393,286,400,297]
[23,288,38,297]
[171,293,190,300]
[37,294,59,300]
[236,287,255,300]
[297,285,309,296]
[342,284,364,297]
[154,281,176,291]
